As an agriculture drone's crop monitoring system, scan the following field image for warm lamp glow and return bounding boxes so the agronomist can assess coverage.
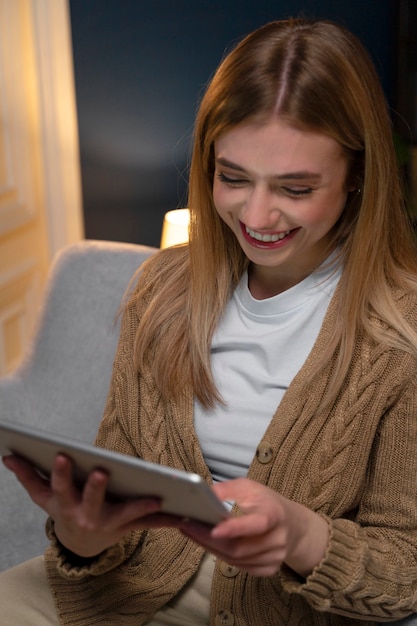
[160,208,190,248]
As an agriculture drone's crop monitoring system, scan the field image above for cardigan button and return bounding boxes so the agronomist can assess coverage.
[215,609,235,625]
[256,441,274,464]
[220,561,240,578]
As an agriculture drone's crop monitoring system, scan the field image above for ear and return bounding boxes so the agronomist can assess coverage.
[345,181,359,194]
[346,173,363,194]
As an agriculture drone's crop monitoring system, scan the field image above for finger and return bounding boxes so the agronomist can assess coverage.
[212,478,254,503]
[181,518,285,564]
[179,519,220,547]
[181,528,283,577]
[211,512,271,539]
[81,469,110,517]
[3,454,40,476]
[50,454,82,505]
[2,455,52,507]
[177,527,268,570]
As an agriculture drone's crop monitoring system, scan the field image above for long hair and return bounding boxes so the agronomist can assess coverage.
[135,18,417,408]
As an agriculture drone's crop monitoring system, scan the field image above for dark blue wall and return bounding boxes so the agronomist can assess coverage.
[69,0,397,247]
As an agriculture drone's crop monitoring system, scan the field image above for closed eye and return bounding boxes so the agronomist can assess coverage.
[217,172,248,186]
[217,171,314,196]
[282,186,313,197]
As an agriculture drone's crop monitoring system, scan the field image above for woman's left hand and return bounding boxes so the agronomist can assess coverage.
[179,477,329,578]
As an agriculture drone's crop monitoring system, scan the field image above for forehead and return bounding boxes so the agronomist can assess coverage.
[214,118,346,174]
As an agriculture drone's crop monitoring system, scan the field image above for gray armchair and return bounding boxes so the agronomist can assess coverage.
[0,239,156,571]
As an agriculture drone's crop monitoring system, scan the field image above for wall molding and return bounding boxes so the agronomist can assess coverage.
[32,0,84,256]
[0,259,38,373]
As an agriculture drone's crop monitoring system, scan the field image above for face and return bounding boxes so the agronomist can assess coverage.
[213,117,352,297]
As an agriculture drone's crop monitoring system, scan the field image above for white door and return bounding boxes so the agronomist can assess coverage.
[0,0,83,374]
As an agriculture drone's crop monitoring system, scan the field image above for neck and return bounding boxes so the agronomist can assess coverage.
[248,265,309,299]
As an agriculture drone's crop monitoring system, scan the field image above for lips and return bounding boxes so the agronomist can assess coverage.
[245,226,291,242]
[240,222,299,248]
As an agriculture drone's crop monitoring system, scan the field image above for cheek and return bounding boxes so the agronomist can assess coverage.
[212,179,221,209]
[305,193,347,229]
[212,183,231,220]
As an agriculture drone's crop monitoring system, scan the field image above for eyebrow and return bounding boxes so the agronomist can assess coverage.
[215,157,322,182]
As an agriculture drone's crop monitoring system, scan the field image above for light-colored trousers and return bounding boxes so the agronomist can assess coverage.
[0,552,214,625]
[2,553,417,626]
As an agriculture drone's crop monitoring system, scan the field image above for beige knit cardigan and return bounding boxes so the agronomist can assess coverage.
[45,249,417,626]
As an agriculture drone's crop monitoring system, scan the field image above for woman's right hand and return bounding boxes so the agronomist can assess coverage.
[2,453,164,558]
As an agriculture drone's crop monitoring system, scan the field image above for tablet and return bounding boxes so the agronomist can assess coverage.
[0,420,229,526]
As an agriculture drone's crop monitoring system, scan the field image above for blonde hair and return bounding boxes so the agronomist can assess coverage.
[134,18,417,408]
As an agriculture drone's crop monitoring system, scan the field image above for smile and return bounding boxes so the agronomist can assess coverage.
[245,226,291,242]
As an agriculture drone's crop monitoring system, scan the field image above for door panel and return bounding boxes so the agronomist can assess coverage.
[0,0,83,374]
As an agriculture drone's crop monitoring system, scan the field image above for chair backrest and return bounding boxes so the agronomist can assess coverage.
[0,239,157,570]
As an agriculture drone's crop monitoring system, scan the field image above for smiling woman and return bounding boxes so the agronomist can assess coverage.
[212,119,352,296]
[2,16,417,626]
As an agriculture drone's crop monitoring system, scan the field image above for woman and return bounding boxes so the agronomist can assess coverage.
[2,17,417,626]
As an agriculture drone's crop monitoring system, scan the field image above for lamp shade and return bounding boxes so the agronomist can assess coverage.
[160,208,190,248]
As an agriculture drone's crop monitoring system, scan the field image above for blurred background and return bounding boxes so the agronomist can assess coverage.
[69,0,417,248]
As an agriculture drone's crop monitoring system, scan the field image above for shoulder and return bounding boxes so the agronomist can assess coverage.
[123,244,190,321]
[366,284,417,372]
[134,244,189,289]
[126,244,190,308]
[117,245,190,351]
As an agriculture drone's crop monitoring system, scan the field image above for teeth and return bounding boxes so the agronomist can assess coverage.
[246,226,291,242]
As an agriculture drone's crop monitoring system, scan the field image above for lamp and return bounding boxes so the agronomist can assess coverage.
[160,208,190,248]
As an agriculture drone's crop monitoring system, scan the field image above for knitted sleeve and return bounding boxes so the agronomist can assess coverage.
[44,255,162,579]
[280,375,417,620]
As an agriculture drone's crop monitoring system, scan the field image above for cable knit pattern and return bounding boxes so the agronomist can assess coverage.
[44,249,417,625]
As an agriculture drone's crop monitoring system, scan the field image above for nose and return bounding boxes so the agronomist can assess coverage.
[242,185,282,230]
